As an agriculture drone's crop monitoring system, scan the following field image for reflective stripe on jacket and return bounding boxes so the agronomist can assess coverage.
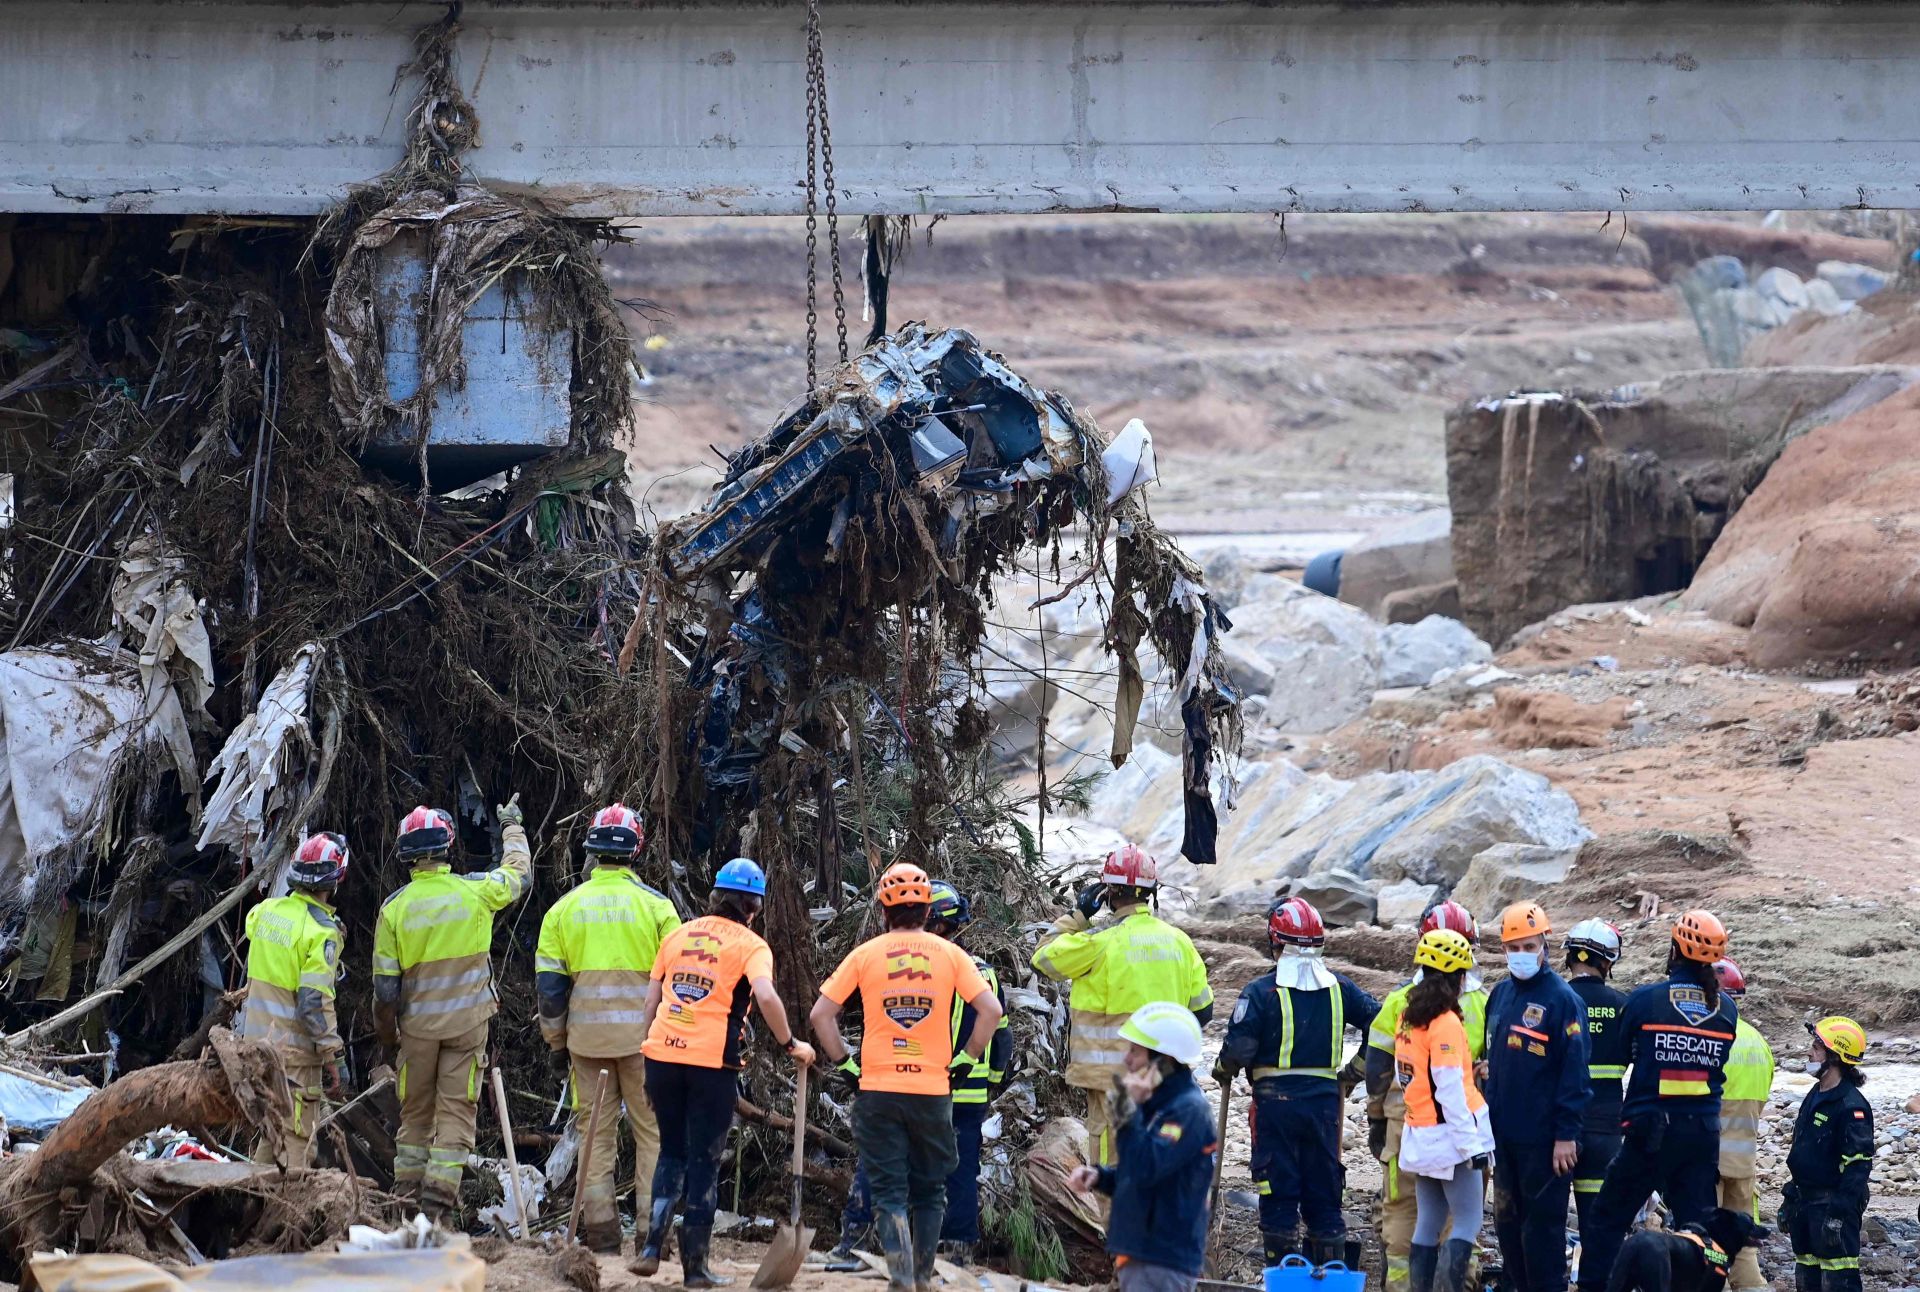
[1031,905,1212,1088]
[950,958,1010,1105]
[373,823,532,1039]
[535,864,682,1058]
[1719,1016,1775,1176]
[241,891,344,1062]
[1222,968,1379,1094]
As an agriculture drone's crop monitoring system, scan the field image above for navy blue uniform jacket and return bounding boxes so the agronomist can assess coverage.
[1484,967,1590,1144]
[1093,1064,1218,1275]
[1221,969,1380,1095]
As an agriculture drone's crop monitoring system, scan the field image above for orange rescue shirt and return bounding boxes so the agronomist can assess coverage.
[643,915,776,1070]
[819,930,989,1095]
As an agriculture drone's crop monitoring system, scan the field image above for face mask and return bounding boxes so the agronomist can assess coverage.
[1805,1058,1828,1078]
[1506,951,1542,980]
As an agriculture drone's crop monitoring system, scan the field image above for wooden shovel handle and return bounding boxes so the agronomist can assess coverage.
[566,1066,611,1246]
[788,1062,808,1225]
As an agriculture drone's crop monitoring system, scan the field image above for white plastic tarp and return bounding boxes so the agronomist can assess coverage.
[196,643,322,865]
[0,1067,92,1131]
[0,646,191,911]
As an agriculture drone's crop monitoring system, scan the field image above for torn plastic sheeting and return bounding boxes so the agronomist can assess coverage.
[195,643,322,865]
[0,1067,93,1131]
[1101,418,1157,505]
[29,1248,486,1292]
[111,534,216,724]
[0,645,195,912]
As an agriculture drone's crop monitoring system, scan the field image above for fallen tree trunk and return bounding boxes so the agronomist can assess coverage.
[0,1028,288,1262]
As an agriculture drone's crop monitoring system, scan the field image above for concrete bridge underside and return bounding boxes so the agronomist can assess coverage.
[4,1,1918,217]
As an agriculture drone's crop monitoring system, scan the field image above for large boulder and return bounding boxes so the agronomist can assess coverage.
[1225,581,1382,732]
[1817,261,1890,303]
[1375,879,1441,927]
[1379,615,1492,688]
[1290,869,1376,927]
[1338,510,1456,617]
[1447,367,1920,644]
[1683,384,1920,669]
[1449,843,1578,917]
[1383,581,1463,625]
[1112,751,1591,918]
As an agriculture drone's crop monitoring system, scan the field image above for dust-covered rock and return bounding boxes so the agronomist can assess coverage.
[1290,868,1377,927]
[1449,842,1578,916]
[1375,879,1441,927]
[1226,581,1382,733]
[1379,615,1492,688]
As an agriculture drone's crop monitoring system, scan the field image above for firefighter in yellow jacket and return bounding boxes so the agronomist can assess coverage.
[1032,843,1212,1166]
[240,831,350,1167]
[374,796,534,1214]
[535,804,682,1254]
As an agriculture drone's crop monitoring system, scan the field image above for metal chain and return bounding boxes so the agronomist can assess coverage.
[802,0,848,389]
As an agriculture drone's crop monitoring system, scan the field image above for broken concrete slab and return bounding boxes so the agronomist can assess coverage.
[1337,509,1455,618]
[1447,367,1920,643]
[1449,842,1578,917]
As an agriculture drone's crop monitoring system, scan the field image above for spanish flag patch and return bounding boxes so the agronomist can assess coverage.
[1158,1122,1184,1143]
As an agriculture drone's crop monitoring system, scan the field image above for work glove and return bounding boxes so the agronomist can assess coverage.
[322,1063,346,1101]
[497,792,524,828]
[833,1055,861,1095]
[1778,1185,1801,1230]
[1074,882,1106,921]
[1369,1116,1388,1162]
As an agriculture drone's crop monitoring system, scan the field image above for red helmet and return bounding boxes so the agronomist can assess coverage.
[1421,899,1478,940]
[1712,957,1747,998]
[1268,896,1327,950]
[396,805,454,859]
[585,802,643,855]
[1101,843,1158,891]
[290,832,349,888]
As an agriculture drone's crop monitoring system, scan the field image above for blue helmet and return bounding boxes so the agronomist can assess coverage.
[928,880,970,927]
[714,857,767,897]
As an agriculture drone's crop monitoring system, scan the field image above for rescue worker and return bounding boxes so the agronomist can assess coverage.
[1576,910,1738,1292]
[1562,918,1629,1239]
[1783,1016,1872,1292]
[1067,1002,1218,1292]
[1483,901,1589,1292]
[1714,958,1774,1292]
[832,881,1011,1266]
[1365,900,1488,1292]
[636,858,814,1288]
[373,797,534,1215]
[239,831,349,1167]
[535,803,682,1254]
[1032,843,1212,1169]
[1395,929,1495,1292]
[1217,896,1379,1267]
[811,863,1004,1292]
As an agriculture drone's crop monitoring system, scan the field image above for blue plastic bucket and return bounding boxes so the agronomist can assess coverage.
[1262,1254,1368,1292]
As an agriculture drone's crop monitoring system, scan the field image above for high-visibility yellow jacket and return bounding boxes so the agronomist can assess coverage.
[373,823,532,1040]
[1031,904,1212,1089]
[534,864,681,1058]
[949,957,1011,1105]
[1719,1016,1774,1178]
[240,891,344,1064]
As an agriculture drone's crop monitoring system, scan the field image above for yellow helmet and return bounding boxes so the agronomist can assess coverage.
[1808,1016,1868,1066]
[1414,928,1476,975]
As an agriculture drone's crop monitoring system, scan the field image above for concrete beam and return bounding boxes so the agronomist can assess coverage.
[5,1,1920,217]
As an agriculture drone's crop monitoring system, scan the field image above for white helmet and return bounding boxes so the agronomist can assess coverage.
[1565,917,1623,965]
[1118,1001,1204,1067]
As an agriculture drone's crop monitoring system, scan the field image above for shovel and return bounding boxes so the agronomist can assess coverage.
[1204,1072,1234,1273]
[751,1062,814,1288]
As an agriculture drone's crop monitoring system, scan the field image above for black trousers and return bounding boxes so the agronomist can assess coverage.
[1576,1113,1721,1291]
[645,1059,739,1228]
[1251,1083,1345,1239]
[853,1089,959,1215]
[1790,1193,1864,1292]
[1570,1129,1622,1247]
[1494,1142,1572,1292]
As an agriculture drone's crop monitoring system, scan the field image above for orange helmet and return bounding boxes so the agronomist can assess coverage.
[1672,910,1728,964]
[877,862,933,907]
[1500,901,1551,942]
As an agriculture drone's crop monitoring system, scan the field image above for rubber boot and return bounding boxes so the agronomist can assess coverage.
[876,1210,916,1292]
[583,1216,624,1255]
[910,1208,943,1292]
[1307,1233,1347,1268]
[1794,1263,1821,1292]
[631,1195,677,1276]
[1409,1244,1440,1292]
[681,1226,733,1289]
[1262,1229,1300,1267]
[831,1211,872,1262]
[1436,1239,1474,1292]
[943,1242,975,1268]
